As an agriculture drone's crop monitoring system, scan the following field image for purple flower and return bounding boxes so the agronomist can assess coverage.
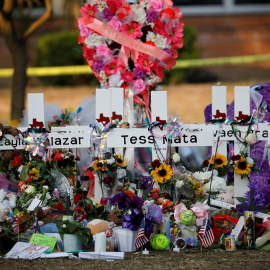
[133,67,146,79]
[103,176,113,185]
[52,189,59,200]
[129,196,143,209]
[164,48,173,56]
[146,10,159,23]
[93,61,105,73]
[141,176,152,190]
[111,193,130,210]
[102,8,113,21]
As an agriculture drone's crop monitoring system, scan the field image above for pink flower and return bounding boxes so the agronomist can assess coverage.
[135,54,153,75]
[133,79,146,94]
[120,21,143,39]
[122,71,134,83]
[78,22,92,37]
[104,59,123,75]
[96,44,111,57]
[109,16,122,30]
[165,22,184,48]
[150,0,163,12]
[80,3,98,18]
[163,0,173,8]
[117,5,132,20]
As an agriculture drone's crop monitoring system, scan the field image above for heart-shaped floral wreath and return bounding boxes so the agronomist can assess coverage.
[78,0,184,99]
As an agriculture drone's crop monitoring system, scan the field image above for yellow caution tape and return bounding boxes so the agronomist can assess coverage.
[0,54,270,78]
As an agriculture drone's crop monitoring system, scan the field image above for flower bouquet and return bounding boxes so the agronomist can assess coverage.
[88,153,131,197]
[78,0,183,115]
[229,154,259,179]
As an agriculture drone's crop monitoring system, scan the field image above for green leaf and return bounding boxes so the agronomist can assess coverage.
[20,166,29,180]
[125,170,132,180]
[236,197,246,203]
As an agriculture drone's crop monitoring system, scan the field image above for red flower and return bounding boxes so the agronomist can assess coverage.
[83,46,95,61]
[153,61,164,80]
[80,3,98,18]
[12,156,22,168]
[53,152,63,162]
[151,159,160,168]
[160,8,175,19]
[85,204,91,212]
[124,190,135,200]
[74,193,83,205]
[52,203,65,211]
[107,0,121,14]
[153,19,166,35]
[117,5,131,20]
[121,71,134,83]
[145,41,156,47]
[231,155,241,162]
[152,193,159,200]
[202,160,209,167]
[162,193,170,199]
[100,197,106,205]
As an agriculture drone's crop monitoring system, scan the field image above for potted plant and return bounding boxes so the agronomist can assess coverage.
[56,219,93,252]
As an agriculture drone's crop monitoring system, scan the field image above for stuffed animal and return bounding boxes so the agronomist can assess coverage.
[108,210,123,226]
[0,123,23,141]
[217,186,234,205]
[86,219,109,235]
[0,189,17,222]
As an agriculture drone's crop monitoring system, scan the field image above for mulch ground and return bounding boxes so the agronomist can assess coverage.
[0,249,269,270]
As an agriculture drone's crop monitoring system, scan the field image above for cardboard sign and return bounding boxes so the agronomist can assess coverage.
[29,234,57,252]
[5,242,50,259]
[27,198,41,212]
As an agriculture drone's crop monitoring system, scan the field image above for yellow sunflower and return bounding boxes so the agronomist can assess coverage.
[93,159,108,171]
[233,157,253,175]
[114,154,127,167]
[151,162,173,184]
[210,153,228,168]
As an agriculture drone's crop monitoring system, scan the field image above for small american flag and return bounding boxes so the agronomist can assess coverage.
[35,217,42,234]
[135,218,150,250]
[198,217,215,248]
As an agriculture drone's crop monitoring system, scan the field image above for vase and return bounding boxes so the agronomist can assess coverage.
[114,227,138,252]
[63,234,82,252]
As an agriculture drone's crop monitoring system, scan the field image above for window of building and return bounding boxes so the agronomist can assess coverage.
[235,0,270,4]
[173,0,222,5]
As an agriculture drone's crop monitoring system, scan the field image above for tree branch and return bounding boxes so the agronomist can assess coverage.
[23,0,52,39]
[2,0,14,13]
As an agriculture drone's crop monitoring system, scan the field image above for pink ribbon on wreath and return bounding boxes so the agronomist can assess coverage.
[174,203,208,226]
[80,17,176,71]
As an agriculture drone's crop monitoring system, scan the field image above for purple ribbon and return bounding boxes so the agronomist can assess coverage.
[122,208,143,231]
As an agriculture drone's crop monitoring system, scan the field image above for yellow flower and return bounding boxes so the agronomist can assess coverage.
[210,153,228,168]
[94,203,102,208]
[93,159,108,171]
[233,157,253,175]
[151,162,173,184]
[114,154,127,167]
[29,168,41,180]
[27,162,31,168]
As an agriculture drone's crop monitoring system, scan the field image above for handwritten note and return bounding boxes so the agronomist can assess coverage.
[30,234,57,252]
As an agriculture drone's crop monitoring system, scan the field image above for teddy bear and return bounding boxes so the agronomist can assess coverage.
[217,186,234,205]
[108,210,123,226]
[86,219,109,235]
[0,189,17,222]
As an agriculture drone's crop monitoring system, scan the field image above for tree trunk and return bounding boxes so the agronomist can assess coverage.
[10,38,28,120]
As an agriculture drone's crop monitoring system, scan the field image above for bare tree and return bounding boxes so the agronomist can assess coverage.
[0,0,52,120]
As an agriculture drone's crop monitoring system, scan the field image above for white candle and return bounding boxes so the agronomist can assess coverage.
[95,232,106,253]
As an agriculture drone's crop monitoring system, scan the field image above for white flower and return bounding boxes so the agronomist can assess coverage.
[99,70,107,80]
[193,171,212,182]
[131,5,146,24]
[203,176,228,194]
[85,33,103,48]
[0,131,2,136]
[146,32,157,42]
[98,2,107,11]
[172,152,180,163]
[245,133,256,144]
[46,192,51,200]
[25,186,36,194]
[155,34,167,49]
[176,180,184,189]
[117,168,126,179]
[140,0,151,9]
[109,71,122,87]
[147,74,160,85]
[43,185,49,190]
[246,157,254,165]
[62,224,66,228]
[106,157,115,165]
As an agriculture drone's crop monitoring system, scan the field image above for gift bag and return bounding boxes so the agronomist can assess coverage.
[213,215,238,244]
